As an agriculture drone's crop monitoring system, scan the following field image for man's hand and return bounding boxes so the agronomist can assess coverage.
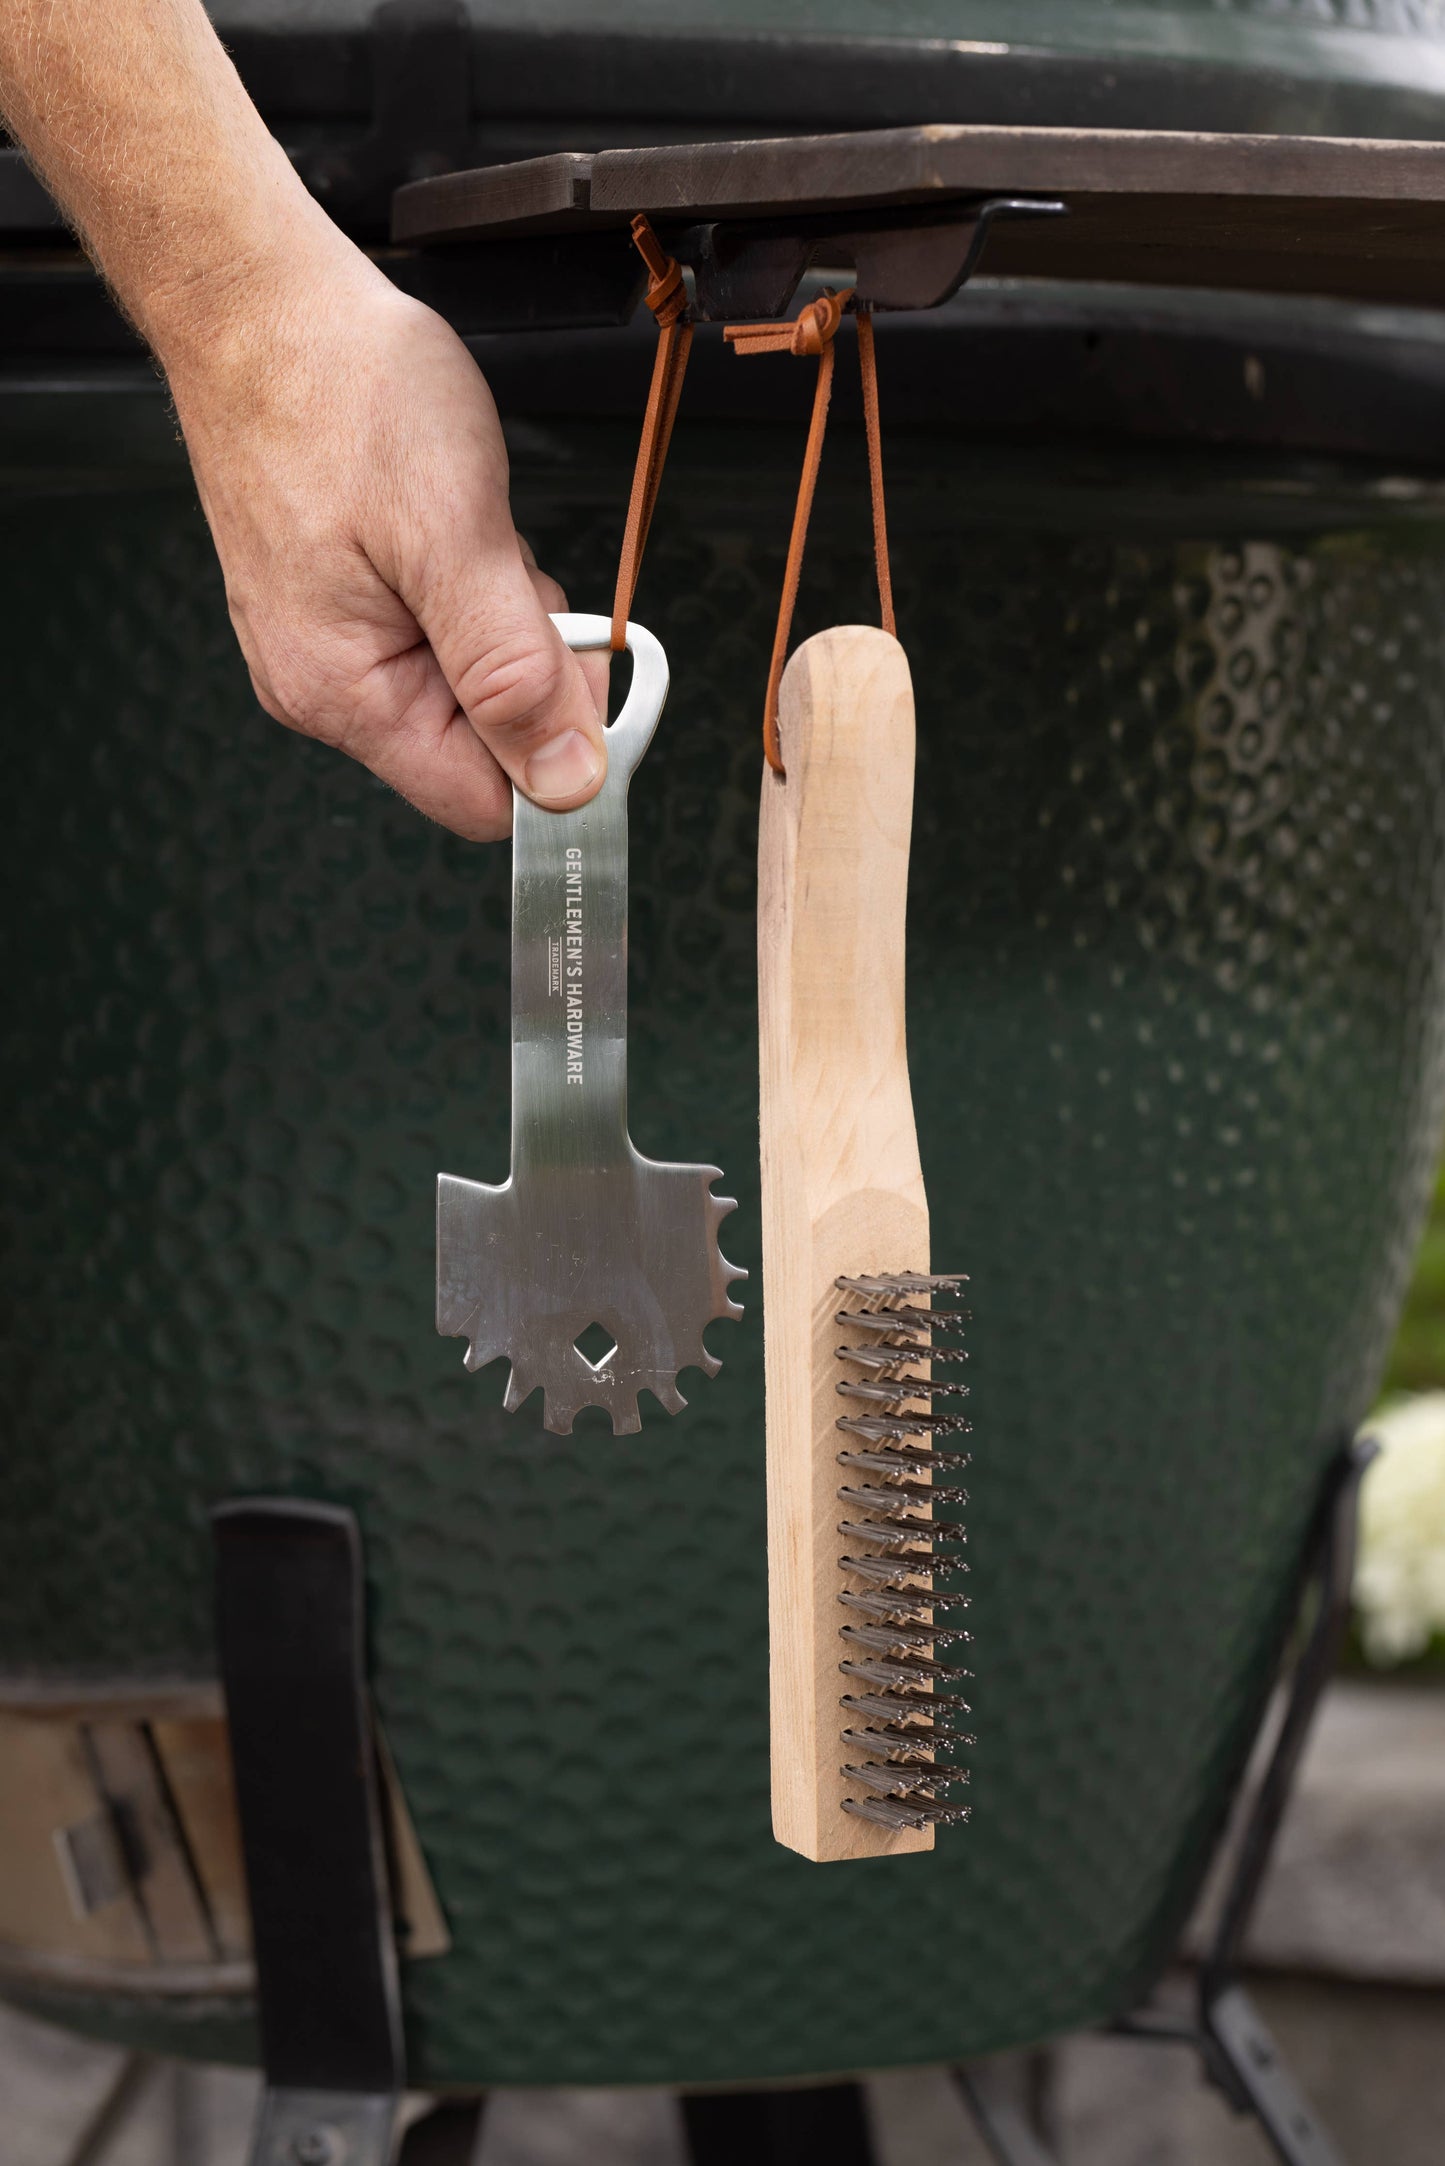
[0,0,607,840]
[160,234,609,841]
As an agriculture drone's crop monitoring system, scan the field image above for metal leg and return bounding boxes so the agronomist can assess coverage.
[681,2082,878,2166]
[213,1500,405,2166]
[954,2064,1063,2166]
[396,2100,487,2164]
[1190,1438,1377,2166]
[1201,1985,1342,2166]
[60,2054,156,2166]
[1113,1437,1377,2166]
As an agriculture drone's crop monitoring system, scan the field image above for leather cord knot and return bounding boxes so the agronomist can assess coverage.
[791,291,846,355]
[609,235,895,771]
[631,212,688,328]
[610,215,694,650]
[723,290,894,775]
[722,288,850,361]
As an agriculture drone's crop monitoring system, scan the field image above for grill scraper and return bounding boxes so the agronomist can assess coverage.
[437,613,744,1433]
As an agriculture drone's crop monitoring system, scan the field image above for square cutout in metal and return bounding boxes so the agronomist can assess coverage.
[573,1323,617,1369]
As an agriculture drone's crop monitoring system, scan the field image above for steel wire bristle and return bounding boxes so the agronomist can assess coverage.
[838,1587,971,1622]
[837,1375,971,1406]
[838,1413,972,1445]
[836,1446,970,1481]
[843,1759,972,1797]
[834,1271,973,1833]
[838,1480,938,1514]
[839,1477,969,1509]
[844,1793,973,1832]
[839,1517,968,1551]
[842,1720,977,1753]
[839,1548,967,1586]
[842,1617,974,1655]
[839,1344,970,1376]
[840,1688,973,1727]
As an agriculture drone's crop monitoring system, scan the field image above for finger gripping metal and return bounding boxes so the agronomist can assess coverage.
[436,613,745,1434]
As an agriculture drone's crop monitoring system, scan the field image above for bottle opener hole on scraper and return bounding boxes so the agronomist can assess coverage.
[437,613,745,1434]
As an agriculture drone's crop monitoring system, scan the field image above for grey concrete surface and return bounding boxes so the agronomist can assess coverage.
[1052,1974,1445,2166]
[1191,1680,1445,1984]
[0,2006,256,2166]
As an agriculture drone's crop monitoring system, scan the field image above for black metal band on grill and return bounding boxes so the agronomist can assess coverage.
[833,1273,974,1834]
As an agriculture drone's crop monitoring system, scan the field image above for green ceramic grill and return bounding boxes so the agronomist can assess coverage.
[6,7,1445,2163]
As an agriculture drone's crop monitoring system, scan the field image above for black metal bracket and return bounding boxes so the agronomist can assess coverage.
[682,2082,878,2165]
[664,195,1066,323]
[388,192,1067,338]
[213,1499,405,2166]
[954,1435,1376,2166]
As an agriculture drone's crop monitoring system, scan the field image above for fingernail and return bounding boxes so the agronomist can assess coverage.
[524,730,603,804]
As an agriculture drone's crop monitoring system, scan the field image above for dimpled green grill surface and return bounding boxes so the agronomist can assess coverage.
[4,421,1445,2085]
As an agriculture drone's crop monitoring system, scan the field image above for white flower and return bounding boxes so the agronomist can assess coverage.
[1355,1392,1445,1665]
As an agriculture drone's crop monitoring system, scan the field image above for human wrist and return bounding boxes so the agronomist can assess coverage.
[135,151,368,386]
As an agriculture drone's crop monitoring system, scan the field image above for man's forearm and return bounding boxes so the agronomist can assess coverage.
[0,0,609,836]
[0,0,318,353]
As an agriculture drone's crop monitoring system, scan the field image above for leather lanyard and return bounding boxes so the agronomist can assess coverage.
[612,217,894,777]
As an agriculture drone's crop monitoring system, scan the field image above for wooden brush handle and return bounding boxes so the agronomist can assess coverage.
[759,625,932,1863]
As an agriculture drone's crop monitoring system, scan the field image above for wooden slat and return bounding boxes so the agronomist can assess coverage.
[394,149,595,243]
[590,125,1445,217]
[393,123,1445,308]
[0,1713,154,1968]
[84,1722,218,1964]
[150,1717,252,1961]
[0,1705,449,1988]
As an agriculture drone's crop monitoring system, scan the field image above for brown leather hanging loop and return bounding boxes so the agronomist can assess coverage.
[724,291,851,773]
[610,215,694,651]
[856,308,895,642]
[724,294,893,774]
[610,229,895,772]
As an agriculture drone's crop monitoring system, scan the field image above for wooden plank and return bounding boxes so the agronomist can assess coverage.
[589,125,1445,219]
[84,1723,219,1964]
[0,1705,449,1986]
[393,150,594,244]
[759,626,932,1865]
[393,123,1445,308]
[150,1716,251,1961]
[375,1726,451,1962]
[0,1712,154,1968]
[980,191,1445,305]
[0,1677,223,1722]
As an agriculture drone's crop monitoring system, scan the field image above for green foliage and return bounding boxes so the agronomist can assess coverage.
[1385,1157,1445,1395]
[1351,1158,1445,1674]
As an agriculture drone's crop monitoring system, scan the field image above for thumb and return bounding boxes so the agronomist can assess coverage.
[418,543,608,811]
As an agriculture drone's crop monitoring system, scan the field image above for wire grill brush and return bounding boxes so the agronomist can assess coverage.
[834,1272,973,1834]
[758,624,973,1861]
